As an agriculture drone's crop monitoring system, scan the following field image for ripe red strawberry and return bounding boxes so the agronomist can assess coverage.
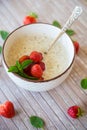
[23,16,36,25]
[73,41,79,54]
[31,64,43,78]
[30,51,43,63]
[19,55,30,63]
[39,61,45,71]
[67,105,82,118]
[0,101,15,118]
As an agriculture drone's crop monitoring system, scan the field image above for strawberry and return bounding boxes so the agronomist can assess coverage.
[23,16,36,25]
[31,64,43,78]
[19,55,30,63]
[0,101,15,118]
[73,41,79,54]
[39,61,45,71]
[67,105,82,118]
[30,51,43,63]
[24,63,35,76]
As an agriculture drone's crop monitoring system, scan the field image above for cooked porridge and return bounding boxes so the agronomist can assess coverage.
[5,34,69,80]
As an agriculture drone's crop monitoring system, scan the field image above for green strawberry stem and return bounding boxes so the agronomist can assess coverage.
[80,109,84,116]
[77,108,84,117]
[29,12,38,18]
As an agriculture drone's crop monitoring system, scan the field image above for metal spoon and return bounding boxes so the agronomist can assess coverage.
[47,6,83,53]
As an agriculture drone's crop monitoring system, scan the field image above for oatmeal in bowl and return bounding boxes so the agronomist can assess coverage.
[2,23,75,91]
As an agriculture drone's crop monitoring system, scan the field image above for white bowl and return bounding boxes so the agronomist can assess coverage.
[2,23,75,92]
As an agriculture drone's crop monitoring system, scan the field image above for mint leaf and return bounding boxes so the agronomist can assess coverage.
[66,29,75,36]
[16,61,23,73]
[21,59,33,69]
[52,20,62,28]
[8,60,38,80]
[8,66,19,73]
[0,30,9,40]
[81,78,87,89]
[30,116,44,129]
[0,46,2,54]
[18,71,38,80]
[29,12,38,18]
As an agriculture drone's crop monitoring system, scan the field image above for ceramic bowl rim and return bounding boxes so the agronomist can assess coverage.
[2,22,75,83]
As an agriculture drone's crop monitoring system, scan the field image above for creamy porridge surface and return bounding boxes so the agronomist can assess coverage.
[6,34,69,80]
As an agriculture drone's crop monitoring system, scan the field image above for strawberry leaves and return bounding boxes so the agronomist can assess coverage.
[52,20,62,28]
[81,78,87,89]
[29,116,45,130]
[0,30,9,54]
[8,66,19,73]
[0,30,9,40]
[21,59,33,69]
[66,29,75,36]
[8,60,38,80]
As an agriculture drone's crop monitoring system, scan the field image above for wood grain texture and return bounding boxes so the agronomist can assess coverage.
[0,0,87,130]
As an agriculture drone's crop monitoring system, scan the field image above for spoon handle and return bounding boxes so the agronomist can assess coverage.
[47,6,83,52]
[61,6,82,33]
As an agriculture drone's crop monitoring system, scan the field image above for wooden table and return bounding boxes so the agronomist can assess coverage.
[0,0,87,130]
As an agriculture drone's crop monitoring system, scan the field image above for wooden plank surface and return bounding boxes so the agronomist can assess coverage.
[0,0,87,130]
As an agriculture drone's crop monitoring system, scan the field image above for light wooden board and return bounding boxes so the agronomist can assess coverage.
[0,0,87,130]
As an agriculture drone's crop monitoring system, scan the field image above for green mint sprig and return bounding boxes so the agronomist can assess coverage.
[0,30,9,40]
[29,116,45,130]
[52,20,75,36]
[66,29,75,36]
[52,20,62,28]
[21,59,33,69]
[81,78,87,89]
[8,60,38,80]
